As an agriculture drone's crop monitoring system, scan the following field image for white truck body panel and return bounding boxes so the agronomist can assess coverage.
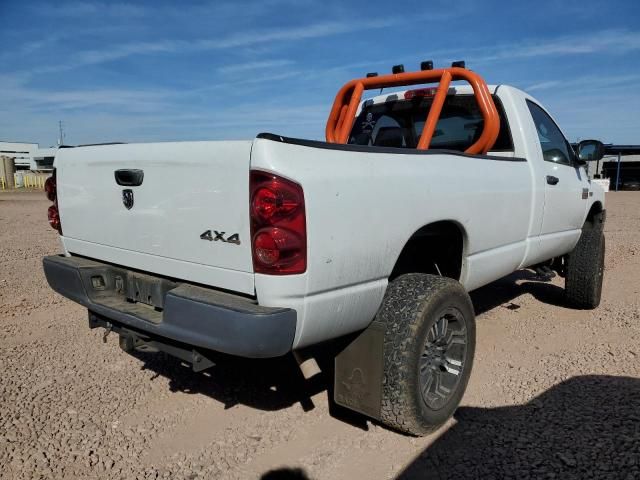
[519,89,600,262]
[251,138,532,347]
[52,84,605,350]
[56,141,255,295]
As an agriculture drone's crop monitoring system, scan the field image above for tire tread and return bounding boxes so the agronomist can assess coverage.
[565,221,605,309]
[378,273,474,436]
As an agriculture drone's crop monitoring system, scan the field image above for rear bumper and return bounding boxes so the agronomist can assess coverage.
[42,255,296,358]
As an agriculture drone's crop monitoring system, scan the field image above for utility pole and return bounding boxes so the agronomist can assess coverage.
[615,152,622,191]
[58,121,65,146]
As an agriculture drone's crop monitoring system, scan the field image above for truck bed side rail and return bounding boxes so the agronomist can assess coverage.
[325,67,500,155]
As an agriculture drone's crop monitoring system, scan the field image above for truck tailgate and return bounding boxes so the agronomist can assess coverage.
[56,141,255,294]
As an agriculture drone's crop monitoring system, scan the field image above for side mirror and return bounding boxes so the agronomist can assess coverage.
[576,139,605,162]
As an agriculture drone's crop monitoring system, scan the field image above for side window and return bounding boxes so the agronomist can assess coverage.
[526,100,574,166]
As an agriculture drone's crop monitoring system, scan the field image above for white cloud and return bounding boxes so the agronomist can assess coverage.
[26,16,417,74]
[218,60,295,75]
[527,73,640,93]
[0,73,174,112]
[526,81,563,92]
[540,90,640,143]
[475,29,640,63]
[33,2,147,18]
[73,41,179,65]
[206,18,401,49]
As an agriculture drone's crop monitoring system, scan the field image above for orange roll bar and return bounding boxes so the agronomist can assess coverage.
[417,71,451,150]
[325,67,500,155]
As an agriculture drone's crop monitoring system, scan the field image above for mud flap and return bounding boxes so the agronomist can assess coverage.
[334,320,384,420]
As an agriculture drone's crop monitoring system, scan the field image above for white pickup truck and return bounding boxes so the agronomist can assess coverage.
[43,64,606,436]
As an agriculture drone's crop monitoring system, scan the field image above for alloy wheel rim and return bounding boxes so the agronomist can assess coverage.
[419,307,467,410]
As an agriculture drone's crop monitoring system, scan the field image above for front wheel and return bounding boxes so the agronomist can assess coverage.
[565,219,605,309]
[378,274,476,436]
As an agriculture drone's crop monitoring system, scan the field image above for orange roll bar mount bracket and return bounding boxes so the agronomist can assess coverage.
[325,67,500,155]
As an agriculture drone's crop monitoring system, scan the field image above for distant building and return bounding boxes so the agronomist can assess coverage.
[599,146,640,190]
[31,147,56,170]
[0,141,38,169]
[0,141,56,171]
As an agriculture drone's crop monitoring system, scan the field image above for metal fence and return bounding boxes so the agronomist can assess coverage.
[1,172,50,190]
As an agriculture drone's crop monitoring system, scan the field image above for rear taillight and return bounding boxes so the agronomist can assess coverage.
[44,176,56,201]
[47,205,61,231]
[45,169,62,234]
[250,171,306,274]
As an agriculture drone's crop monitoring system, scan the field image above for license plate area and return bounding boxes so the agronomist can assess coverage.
[74,259,179,324]
[79,264,178,313]
[123,272,177,310]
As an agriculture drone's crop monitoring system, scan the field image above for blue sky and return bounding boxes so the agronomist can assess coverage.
[1,0,639,146]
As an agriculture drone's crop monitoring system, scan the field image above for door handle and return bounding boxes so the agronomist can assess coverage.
[114,169,144,186]
[546,175,559,185]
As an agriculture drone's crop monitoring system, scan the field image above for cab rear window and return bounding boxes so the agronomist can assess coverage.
[349,94,513,152]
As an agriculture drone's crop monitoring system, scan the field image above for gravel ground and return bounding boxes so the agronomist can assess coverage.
[1,190,639,480]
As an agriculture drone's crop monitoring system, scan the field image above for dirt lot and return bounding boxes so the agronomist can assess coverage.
[1,190,639,480]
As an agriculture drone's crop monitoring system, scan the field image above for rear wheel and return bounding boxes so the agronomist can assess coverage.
[565,219,605,309]
[378,274,475,436]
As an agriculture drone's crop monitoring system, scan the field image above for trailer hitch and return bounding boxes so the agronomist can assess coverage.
[102,324,112,343]
[88,311,215,372]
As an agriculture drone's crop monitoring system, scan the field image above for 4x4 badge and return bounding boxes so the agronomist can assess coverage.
[122,189,134,209]
[200,230,240,245]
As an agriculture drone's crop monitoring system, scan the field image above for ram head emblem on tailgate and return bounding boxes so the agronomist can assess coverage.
[122,189,134,210]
